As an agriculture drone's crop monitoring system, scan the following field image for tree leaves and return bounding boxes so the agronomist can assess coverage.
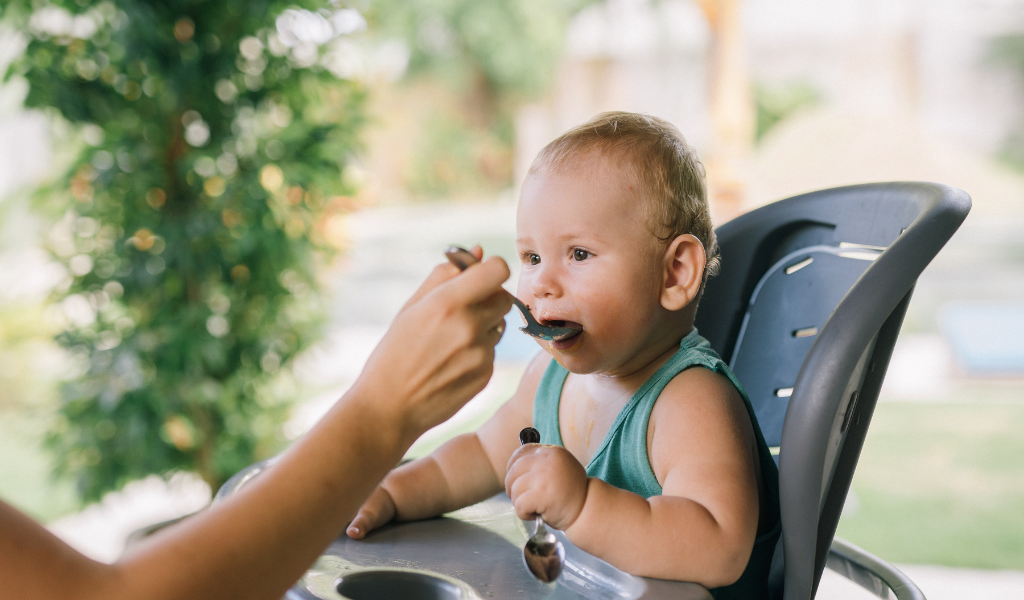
[3,0,367,501]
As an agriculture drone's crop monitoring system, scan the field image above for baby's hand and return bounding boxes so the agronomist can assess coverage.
[346,485,396,540]
[505,444,588,531]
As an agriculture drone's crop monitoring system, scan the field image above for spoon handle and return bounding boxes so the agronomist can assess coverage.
[444,247,538,326]
[519,426,541,446]
[510,297,538,325]
[444,247,584,344]
[444,245,478,271]
[518,426,545,527]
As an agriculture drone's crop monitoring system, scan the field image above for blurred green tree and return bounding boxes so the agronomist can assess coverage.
[754,81,820,143]
[2,0,367,501]
[990,33,1024,170]
[365,0,589,196]
[368,0,584,115]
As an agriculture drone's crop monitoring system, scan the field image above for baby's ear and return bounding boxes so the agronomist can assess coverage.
[660,234,706,311]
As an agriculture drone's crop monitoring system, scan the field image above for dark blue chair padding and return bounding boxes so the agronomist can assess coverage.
[729,245,882,449]
[693,182,970,600]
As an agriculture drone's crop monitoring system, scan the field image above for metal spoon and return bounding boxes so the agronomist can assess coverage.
[444,246,583,342]
[518,427,566,583]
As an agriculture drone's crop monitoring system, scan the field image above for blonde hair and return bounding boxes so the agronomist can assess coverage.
[528,111,720,279]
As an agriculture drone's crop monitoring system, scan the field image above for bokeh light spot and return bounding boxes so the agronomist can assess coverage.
[259,164,284,191]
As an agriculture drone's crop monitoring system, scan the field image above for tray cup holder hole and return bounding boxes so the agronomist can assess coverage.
[336,570,464,600]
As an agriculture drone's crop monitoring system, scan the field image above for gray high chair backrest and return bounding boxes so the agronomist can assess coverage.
[693,182,970,600]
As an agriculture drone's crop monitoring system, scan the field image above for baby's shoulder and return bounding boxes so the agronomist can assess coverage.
[505,350,555,413]
[664,364,740,399]
[647,366,755,480]
[521,350,554,391]
[650,366,748,439]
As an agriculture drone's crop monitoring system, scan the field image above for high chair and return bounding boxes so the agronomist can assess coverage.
[217,182,969,600]
[695,181,970,600]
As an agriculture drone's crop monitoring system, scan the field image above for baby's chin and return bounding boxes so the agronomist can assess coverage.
[543,335,607,374]
[544,333,656,377]
[549,352,596,374]
[548,327,583,351]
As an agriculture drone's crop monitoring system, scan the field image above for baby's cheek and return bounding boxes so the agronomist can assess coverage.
[574,287,618,322]
[578,289,634,337]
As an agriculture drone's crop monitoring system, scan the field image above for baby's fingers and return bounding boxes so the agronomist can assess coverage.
[346,506,387,540]
[505,444,542,474]
[346,488,396,540]
[509,485,543,522]
[505,451,543,506]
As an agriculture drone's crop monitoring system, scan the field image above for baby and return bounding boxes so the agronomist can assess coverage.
[347,112,780,598]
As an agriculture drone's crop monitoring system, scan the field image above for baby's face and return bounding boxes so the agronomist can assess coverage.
[515,154,669,376]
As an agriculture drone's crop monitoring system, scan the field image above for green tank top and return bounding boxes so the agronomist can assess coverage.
[532,328,781,600]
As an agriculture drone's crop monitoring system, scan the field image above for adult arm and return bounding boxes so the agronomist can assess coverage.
[0,255,512,600]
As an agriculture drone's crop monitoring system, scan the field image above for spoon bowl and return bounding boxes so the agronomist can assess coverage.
[518,427,566,583]
[524,519,566,583]
[445,246,584,342]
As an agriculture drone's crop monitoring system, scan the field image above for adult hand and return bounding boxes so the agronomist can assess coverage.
[350,247,512,442]
[0,248,514,600]
[505,444,589,531]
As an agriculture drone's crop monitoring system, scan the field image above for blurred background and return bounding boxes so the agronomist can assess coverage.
[0,0,1022,597]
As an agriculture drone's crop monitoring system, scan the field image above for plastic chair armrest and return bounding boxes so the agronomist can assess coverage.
[826,537,926,600]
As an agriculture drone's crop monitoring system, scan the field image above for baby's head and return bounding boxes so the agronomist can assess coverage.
[516,112,718,375]
[529,112,719,278]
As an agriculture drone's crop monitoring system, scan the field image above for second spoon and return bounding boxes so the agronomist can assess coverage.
[518,426,566,583]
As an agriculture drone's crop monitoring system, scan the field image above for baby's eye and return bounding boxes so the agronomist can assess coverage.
[525,253,541,266]
[572,248,591,261]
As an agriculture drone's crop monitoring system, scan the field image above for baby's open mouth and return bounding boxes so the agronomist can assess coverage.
[539,318,582,330]
[538,318,583,344]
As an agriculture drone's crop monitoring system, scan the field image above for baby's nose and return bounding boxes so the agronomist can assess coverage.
[530,265,562,298]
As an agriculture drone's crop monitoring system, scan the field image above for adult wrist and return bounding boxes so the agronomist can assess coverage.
[329,383,421,453]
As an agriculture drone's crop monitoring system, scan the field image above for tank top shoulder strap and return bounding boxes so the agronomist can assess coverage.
[580,329,711,492]
[629,328,721,407]
[533,357,570,446]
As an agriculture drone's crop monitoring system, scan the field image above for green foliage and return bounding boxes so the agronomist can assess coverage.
[990,33,1024,72]
[3,0,367,500]
[990,33,1024,170]
[754,80,820,142]
[405,109,512,197]
[366,0,589,197]
[367,0,584,103]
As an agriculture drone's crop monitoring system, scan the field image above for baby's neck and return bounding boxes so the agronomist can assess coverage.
[585,325,693,394]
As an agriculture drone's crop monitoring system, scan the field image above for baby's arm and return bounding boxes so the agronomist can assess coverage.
[347,352,550,538]
[505,367,761,588]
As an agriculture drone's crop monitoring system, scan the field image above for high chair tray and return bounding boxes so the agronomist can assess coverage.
[217,459,712,600]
